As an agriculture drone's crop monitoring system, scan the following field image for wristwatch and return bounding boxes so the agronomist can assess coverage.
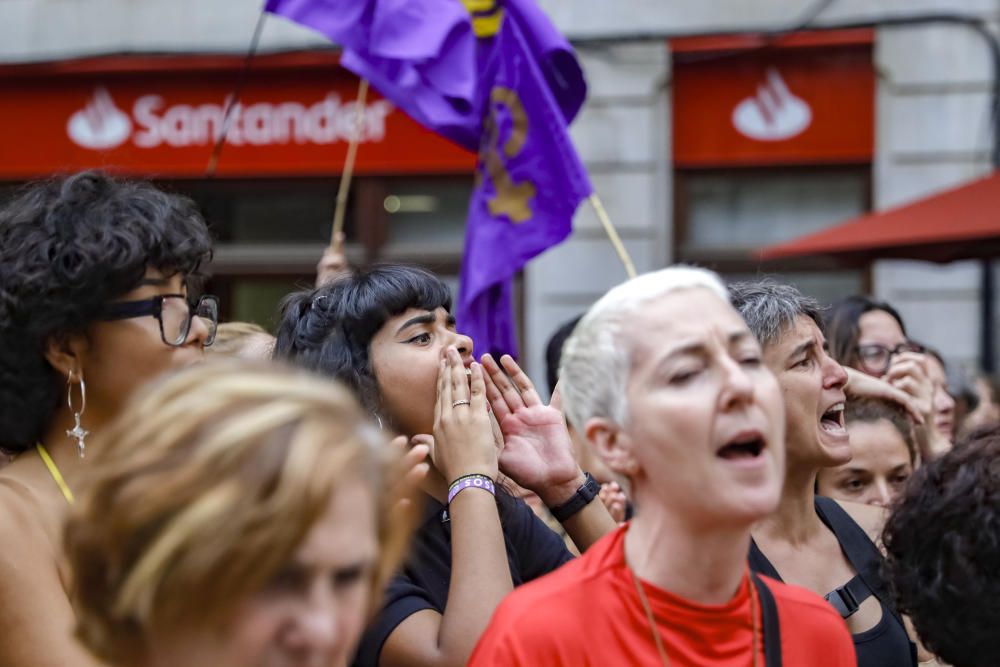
[550,472,600,522]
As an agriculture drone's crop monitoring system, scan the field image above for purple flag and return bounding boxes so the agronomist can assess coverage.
[266,0,481,148]
[266,0,592,357]
[456,1,592,357]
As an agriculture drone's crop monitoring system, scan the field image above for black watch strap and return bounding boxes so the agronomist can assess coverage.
[550,472,600,522]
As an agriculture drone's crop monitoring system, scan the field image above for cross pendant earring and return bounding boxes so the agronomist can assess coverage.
[66,373,89,459]
[67,414,89,459]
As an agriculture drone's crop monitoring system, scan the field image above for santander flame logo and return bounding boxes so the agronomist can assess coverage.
[732,68,812,142]
[67,87,133,150]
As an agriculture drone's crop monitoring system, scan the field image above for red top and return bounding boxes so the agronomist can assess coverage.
[469,525,856,667]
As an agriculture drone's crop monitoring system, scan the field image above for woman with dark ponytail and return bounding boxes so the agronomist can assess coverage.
[274,265,616,667]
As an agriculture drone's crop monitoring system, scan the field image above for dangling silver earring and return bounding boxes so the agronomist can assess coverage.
[373,413,384,430]
[66,371,89,459]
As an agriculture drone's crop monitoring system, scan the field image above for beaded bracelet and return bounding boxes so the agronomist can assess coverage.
[447,474,496,505]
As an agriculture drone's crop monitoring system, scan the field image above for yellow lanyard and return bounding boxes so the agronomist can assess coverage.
[36,444,75,505]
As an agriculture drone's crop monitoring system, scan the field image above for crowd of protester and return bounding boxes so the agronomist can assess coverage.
[0,169,998,667]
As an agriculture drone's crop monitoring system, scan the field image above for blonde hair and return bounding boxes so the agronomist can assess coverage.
[65,360,412,666]
[208,321,275,359]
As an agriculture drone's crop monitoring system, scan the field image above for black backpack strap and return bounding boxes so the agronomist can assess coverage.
[814,497,903,623]
[824,574,873,619]
[748,539,783,581]
[752,573,782,667]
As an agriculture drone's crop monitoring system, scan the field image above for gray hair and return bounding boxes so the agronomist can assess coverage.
[728,279,823,349]
[559,266,728,431]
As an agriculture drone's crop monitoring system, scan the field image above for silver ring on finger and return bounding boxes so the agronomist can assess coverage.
[452,399,471,408]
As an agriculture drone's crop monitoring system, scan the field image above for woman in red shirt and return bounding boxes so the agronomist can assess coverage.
[470,266,855,666]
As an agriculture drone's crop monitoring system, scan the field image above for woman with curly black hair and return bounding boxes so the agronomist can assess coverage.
[882,425,1000,667]
[274,265,616,667]
[0,170,216,667]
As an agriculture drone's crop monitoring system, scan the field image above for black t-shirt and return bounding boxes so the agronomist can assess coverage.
[353,492,575,666]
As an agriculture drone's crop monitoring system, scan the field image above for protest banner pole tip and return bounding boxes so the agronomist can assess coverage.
[588,193,636,279]
[205,5,268,178]
[330,78,370,250]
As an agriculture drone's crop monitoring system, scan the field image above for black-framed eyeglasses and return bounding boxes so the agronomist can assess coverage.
[856,341,925,375]
[98,294,219,347]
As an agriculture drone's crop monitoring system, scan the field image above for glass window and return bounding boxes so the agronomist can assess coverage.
[229,277,311,331]
[162,179,354,245]
[682,170,868,253]
[383,178,472,251]
[153,175,477,329]
[676,167,870,306]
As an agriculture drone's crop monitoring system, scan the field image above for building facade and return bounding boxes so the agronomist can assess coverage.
[1,0,995,381]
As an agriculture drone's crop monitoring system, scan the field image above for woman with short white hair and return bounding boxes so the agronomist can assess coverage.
[470,267,855,666]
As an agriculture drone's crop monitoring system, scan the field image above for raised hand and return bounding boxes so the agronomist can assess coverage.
[844,367,924,424]
[882,352,933,422]
[431,347,499,483]
[315,232,351,287]
[599,482,628,524]
[481,353,583,507]
[389,435,430,512]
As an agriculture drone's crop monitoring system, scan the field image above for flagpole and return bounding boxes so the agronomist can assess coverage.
[330,78,370,249]
[206,6,268,177]
[588,193,637,279]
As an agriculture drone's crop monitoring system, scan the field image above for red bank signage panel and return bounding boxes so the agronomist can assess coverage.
[0,64,475,179]
[673,46,875,167]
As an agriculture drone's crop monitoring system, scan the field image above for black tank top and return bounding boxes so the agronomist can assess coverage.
[748,496,916,667]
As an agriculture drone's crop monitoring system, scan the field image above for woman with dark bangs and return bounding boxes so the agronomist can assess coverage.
[274,265,617,667]
[0,170,217,666]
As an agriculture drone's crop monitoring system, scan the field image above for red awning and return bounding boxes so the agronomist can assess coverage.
[758,170,1000,264]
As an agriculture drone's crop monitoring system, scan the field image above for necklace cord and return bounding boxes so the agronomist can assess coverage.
[36,444,75,505]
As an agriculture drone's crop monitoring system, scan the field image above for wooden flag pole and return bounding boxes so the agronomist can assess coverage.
[330,78,370,250]
[588,193,636,279]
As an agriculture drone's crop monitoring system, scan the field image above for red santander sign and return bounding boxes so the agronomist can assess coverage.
[672,41,874,167]
[0,56,475,179]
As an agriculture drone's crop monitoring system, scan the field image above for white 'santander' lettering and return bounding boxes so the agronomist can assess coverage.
[132,93,393,149]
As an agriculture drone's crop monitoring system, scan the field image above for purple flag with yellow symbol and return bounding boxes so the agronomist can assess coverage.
[266,0,593,358]
[458,0,592,357]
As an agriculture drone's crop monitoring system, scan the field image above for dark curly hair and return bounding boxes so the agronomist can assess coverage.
[273,264,452,418]
[881,425,1000,667]
[0,170,213,454]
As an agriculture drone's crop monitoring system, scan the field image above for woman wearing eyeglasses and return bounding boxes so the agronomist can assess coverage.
[0,170,216,667]
[826,296,951,459]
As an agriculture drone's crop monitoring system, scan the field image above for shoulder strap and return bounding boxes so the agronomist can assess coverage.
[814,496,876,558]
[748,539,783,581]
[752,573,782,667]
[814,496,902,622]
[824,574,873,619]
